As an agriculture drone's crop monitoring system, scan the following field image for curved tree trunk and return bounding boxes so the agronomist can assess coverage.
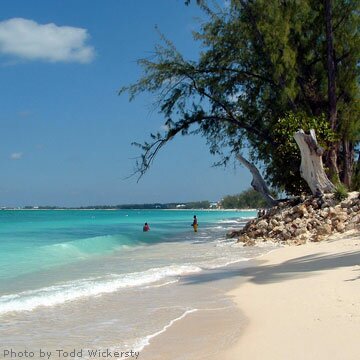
[236,154,278,206]
[342,139,354,188]
[324,0,340,184]
[294,129,335,195]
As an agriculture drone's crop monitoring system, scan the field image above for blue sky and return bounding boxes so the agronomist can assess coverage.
[0,0,251,207]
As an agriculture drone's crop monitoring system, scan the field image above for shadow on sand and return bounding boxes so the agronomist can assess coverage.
[182,248,360,286]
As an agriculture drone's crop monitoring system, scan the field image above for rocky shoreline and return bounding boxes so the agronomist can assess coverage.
[227,192,360,246]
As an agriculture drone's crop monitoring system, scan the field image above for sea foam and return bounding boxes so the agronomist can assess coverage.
[132,308,198,352]
[0,265,202,315]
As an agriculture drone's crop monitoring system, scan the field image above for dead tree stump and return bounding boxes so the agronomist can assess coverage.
[294,129,335,195]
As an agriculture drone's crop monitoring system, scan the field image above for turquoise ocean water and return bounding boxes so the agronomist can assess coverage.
[0,209,273,355]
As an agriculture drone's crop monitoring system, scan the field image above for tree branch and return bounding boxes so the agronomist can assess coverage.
[236,154,278,206]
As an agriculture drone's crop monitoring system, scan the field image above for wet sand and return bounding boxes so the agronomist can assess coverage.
[140,231,360,360]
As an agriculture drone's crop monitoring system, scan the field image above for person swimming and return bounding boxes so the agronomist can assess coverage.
[191,215,198,232]
[143,222,150,232]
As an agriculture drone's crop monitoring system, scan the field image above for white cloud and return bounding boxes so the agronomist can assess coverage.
[0,18,95,63]
[10,152,23,160]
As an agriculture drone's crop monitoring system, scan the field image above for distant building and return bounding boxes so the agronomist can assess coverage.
[210,202,219,209]
[176,204,186,208]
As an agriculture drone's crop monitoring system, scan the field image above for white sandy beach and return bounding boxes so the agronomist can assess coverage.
[224,230,360,360]
[140,230,360,360]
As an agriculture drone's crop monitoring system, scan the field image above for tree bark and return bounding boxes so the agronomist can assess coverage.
[324,0,340,183]
[325,0,337,131]
[294,129,335,195]
[351,150,360,190]
[236,154,278,207]
[342,139,353,188]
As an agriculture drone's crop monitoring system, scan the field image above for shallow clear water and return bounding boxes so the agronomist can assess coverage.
[0,209,273,356]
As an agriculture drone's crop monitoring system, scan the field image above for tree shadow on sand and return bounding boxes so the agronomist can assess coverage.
[345,267,360,282]
[182,249,360,286]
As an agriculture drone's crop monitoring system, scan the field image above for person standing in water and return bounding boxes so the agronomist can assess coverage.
[192,215,198,232]
[143,222,150,232]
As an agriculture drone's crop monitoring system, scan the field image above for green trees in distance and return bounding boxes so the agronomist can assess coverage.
[221,189,267,209]
[121,0,359,195]
[99,201,211,210]
[20,202,211,210]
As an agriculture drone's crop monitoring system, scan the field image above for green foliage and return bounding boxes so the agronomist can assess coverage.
[221,188,268,209]
[266,112,337,194]
[182,201,210,209]
[121,0,360,194]
[333,183,349,202]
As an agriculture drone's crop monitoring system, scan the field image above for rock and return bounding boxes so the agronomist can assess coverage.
[334,213,348,222]
[294,237,307,246]
[237,235,250,243]
[254,229,265,237]
[321,202,330,209]
[335,222,346,233]
[274,225,285,233]
[232,191,358,248]
[319,209,330,219]
[294,227,307,237]
[345,223,355,231]
[281,231,293,240]
[294,204,308,217]
[243,239,256,247]
[226,230,242,238]
[327,207,336,218]
[317,224,332,236]
[270,218,279,227]
[310,219,322,228]
[247,231,257,238]
[341,202,353,209]
[311,199,319,209]
[349,214,360,225]
[257,219,268,229]
[312,234,325,242]
[307,205,314,214]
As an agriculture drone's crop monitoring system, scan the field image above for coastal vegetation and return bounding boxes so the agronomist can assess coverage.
[220,188,268,209]
[18,201,212,210]
[120,0,359,200]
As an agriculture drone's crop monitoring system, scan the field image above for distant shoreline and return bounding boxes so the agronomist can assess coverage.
[1,208,258,212]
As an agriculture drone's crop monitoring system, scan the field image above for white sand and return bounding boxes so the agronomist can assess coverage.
[224,230,360,360]
[137,230,360,359]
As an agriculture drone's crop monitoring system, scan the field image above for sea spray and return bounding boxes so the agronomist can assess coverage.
[0,265,202,314]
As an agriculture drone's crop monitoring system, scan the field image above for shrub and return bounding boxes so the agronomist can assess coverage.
[334,184,348,202]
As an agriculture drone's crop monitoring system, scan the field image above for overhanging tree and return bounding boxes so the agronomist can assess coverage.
[120,0,360,196]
